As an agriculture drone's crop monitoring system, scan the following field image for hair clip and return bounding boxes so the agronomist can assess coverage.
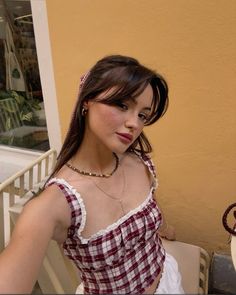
[79,71,90,89]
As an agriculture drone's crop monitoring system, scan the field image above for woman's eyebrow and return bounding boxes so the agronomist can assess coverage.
[131,99,152,111]
[143,107,151,111]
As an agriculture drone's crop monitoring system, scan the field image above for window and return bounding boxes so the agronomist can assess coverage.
[0,0,49,151]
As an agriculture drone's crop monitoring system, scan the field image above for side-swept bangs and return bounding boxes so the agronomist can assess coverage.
[50,55,169,179]
[80,65,168,127]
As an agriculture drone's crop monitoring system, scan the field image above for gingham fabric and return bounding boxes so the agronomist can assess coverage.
[46,152,166,294]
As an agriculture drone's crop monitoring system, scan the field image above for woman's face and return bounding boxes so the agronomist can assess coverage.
[84,84,153,154]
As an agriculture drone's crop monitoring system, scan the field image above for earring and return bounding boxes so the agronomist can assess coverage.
[82,107,88,116]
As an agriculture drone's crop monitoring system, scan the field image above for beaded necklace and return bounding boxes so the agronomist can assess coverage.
[66,153,119,178]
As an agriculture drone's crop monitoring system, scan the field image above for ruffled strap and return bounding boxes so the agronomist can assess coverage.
[46,178,86,236]
[133,151,158,190]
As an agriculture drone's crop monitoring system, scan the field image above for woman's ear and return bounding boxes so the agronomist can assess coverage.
[83,100,89,110]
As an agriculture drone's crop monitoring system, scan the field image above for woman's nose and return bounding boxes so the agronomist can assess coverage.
[124,114,139,130]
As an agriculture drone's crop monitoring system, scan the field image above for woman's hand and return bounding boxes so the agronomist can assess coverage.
[158,224,176,241]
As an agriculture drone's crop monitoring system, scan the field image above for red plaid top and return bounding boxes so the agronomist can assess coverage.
[46,152,165,294]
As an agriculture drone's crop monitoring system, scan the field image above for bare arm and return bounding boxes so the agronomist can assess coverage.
[0,185,70,293]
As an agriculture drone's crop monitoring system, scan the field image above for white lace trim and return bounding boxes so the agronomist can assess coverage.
[79,187,155,244]
[46,177,87,236]
[48,177,156,244]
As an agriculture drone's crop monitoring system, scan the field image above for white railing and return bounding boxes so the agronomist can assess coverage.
[0,148,57,251]
[0,148,79,293]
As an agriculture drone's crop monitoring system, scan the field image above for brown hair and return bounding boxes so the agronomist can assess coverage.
[50,54,169,179]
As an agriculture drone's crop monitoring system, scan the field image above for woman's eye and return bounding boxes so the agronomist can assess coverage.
[116,102,128,110]
[139,113,148,122]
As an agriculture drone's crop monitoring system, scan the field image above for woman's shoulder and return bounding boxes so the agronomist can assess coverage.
[126,150,153,165]
[21,183,71,237]
[125,151,157,179]
[47,163,85,190]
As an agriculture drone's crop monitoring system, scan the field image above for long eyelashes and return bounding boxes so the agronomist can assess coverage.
[116,102,128,110]
[115,102,149,122]
[138,113,148,122]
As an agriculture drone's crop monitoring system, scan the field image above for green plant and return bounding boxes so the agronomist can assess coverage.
[0,90,41,128]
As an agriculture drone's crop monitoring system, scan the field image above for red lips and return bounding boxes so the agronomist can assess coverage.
[116,132,133,143]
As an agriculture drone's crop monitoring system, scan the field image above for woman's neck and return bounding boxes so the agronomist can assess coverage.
[71,142,117,175]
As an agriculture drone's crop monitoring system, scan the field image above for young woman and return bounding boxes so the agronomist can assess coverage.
[0,55,184,294]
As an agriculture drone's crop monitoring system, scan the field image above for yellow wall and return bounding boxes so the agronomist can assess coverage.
[46,0,236,253]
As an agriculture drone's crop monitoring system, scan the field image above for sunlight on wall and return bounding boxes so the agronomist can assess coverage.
[45,0,236,253]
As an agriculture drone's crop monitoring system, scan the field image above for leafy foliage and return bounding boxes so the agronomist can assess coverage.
[0,90,41,128]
